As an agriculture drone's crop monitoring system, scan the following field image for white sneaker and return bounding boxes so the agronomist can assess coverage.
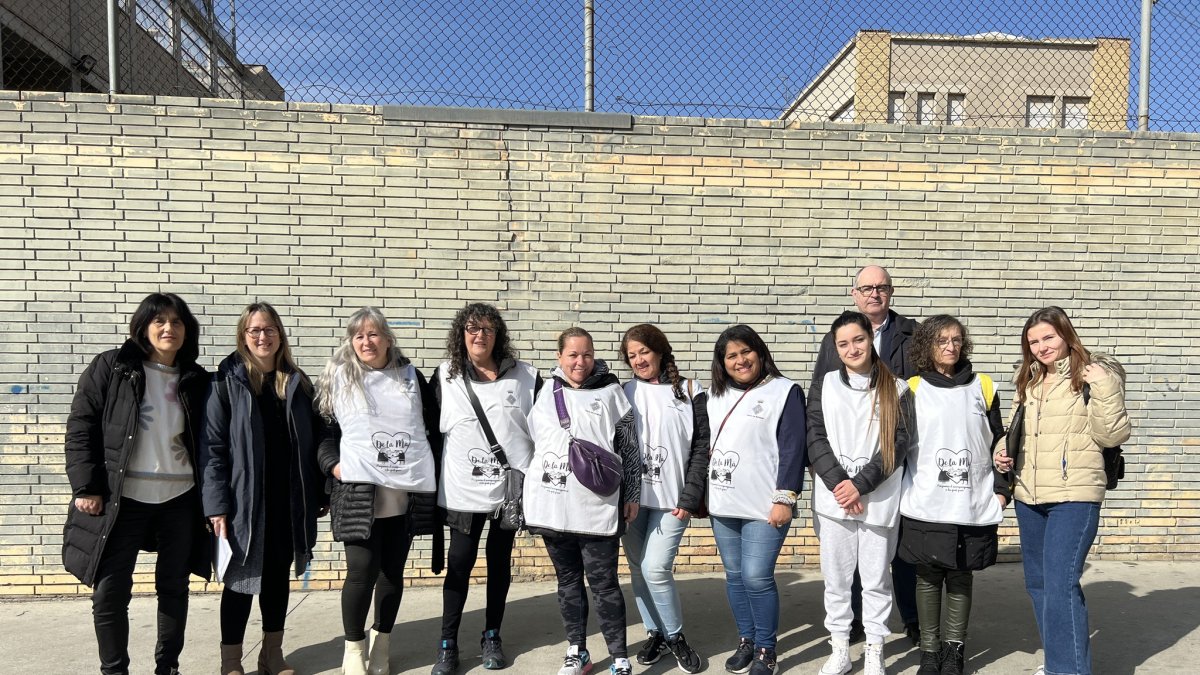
[819,638,852,675]
[558,645,594,675]
[1033,667,1045,675]
[864,642,887,675]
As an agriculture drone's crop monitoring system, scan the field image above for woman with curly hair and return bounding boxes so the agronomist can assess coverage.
[994,307,1130,675]
[428,303,541,674]
[618,324,706,673]
[896,315,1008,675]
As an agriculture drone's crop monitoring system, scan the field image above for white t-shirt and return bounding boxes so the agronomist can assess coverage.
[123,362,194,504]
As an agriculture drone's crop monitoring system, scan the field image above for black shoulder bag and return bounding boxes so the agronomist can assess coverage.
[461,374,525,531]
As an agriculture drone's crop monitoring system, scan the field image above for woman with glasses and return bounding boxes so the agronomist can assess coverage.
[994,307,1130,675]
[896,316,1008,675]
[428,303,541,674]
[63,292,211,675]
[200,302,326,675]
[315,307,443,675]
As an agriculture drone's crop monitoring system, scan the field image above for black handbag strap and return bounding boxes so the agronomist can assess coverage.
[461,368,510,470]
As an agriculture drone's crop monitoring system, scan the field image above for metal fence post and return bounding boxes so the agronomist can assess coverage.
[584,0,594,112]
[106,0,118,93]
[1138,0,1154,131]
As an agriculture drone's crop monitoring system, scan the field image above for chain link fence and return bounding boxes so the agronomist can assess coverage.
[2,0,1198,131]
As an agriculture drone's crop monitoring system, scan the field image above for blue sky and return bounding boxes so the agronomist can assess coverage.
[217,0,1197,130]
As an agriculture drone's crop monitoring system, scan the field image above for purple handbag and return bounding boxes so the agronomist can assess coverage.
[553,380,623,497]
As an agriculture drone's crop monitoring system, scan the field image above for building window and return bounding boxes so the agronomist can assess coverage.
[832,99,855,122]
[948,94,966,126]
[1026,96,1055,128]
[1063,97,1089,129]
[917,93,936,125]
[888,92,906,124]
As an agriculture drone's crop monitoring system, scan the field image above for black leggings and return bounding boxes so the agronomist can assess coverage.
[543,532,627,659]
[341,515,412,641]
[441,513,517,641]
[219,554,293,644]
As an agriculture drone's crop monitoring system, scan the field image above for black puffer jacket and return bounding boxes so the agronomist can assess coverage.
[62,340,212,587]
[317,360,444,573]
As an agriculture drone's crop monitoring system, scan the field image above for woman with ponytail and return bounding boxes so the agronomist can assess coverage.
[808,311,914,675]
[618,324,706,673]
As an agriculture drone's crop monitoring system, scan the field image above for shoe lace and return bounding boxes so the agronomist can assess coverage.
[564,651,583,667]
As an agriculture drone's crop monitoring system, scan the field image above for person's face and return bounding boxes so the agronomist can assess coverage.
[625,339,663,381]
[1026,322,1068,367]
[146,310,185,364]
[352,321,392,369]
[723,340,762,386]
[557,336,595,387]
[243,311,280,368]
[933,326,964,372]
[851,267,893,320]
[464,318,497,365]
[835,323,873,375]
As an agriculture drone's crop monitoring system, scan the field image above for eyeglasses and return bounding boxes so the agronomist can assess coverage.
[854,284,894,296]
[936,337,964,349]
[245,327,278,338]
[465,325,496,337]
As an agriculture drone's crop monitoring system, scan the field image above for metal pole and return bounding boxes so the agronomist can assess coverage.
[106,0,118,93]
[584,0,594,112]
[1137,0,1154,131]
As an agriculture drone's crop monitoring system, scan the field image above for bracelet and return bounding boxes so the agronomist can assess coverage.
[771,490,798,506]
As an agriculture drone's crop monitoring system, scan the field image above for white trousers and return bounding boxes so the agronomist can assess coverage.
[815,513,899,645]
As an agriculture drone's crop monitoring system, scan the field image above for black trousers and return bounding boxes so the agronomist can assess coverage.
[92,491,196,675]
[341,514,411,641]
[543,532,627,659]
[440,513,517,641]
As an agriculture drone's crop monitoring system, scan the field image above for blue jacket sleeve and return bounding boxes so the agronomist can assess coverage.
[199,374,233,518]
[775,384,807,493]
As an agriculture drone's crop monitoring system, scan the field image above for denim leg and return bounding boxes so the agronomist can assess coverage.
[1015,500,1049,648]
[711,516,754,642]
[637,508,687,637]
[622,507,660,634]
[740,519,789,650]
[1041,502,1100,675]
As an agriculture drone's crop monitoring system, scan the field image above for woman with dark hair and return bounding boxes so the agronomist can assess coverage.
[428,303,541,674]
[523,327,641,675]
[315,307,443,675]
[897,315,1008,675]
[706,324,806,675]
[200,302,326,675]
[619,324,706,673]
[808,311,913,675]
[62,292,211,675]
[994,306,1129,675]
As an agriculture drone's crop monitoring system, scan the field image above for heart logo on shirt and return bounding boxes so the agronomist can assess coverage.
[710,450,740,484]
[468,448,503,479]
[642,445,668,481]
[936,448,971,486]
[838,454,869,477]
[541,452,569,488]
[373,432,411,466]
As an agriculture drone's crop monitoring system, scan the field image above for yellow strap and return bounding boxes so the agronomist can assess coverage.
[907,375,921,393]
[979,373,995,408]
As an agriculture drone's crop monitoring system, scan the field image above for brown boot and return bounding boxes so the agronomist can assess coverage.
[258,631,296,675]
[221,643,245,675]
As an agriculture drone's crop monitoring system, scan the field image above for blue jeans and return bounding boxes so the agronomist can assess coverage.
[623,507,689,637]
[711,515,790,650]
[1016,500,1101,675]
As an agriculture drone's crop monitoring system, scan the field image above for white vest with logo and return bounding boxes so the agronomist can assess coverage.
[625,378,701,511]
[812,371,907,527]
[437,361,538,512]
[523,379,631,536]
[706,377,794,522]
[900,375,1004,526]
[334,363,437,493]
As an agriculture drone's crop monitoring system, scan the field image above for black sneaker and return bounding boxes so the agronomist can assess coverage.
[636,630,668,665]
[724,637,755,674]
[848,620,866,644]
[481,629,507,670]
[917,648,942,675]
[904,621,921,647]
[747,647,777,675]
[940,640,965,675]
[431,639,459,675]
[666,632,703,673]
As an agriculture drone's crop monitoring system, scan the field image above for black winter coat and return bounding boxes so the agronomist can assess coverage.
[199,353,327,578]
[62,341,212,587]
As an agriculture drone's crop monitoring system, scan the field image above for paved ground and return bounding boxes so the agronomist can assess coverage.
[4,561,1197,674]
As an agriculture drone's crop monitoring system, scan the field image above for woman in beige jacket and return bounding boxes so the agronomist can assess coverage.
[994,306,1130,675]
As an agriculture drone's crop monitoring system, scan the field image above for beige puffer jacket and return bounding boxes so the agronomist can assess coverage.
[1012,353,1130,504]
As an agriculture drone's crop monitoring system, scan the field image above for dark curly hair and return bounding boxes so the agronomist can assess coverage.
[444,302,516,379]
[909,314,973,374]
[620,324,686,401]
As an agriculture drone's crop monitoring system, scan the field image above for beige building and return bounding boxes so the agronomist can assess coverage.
[1,0,284,99]
[782,30,1131,131]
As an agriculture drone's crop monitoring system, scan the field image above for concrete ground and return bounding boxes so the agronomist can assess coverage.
[4,561,1197,674]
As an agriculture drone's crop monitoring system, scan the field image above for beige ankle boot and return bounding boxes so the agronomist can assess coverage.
[343,637,369,675]
[367,629,391,675]
[220,643,245,675]
[258,631,295,675]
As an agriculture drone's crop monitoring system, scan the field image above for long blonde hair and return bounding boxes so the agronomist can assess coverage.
[236,302,308,399]
[315,307,407,418]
